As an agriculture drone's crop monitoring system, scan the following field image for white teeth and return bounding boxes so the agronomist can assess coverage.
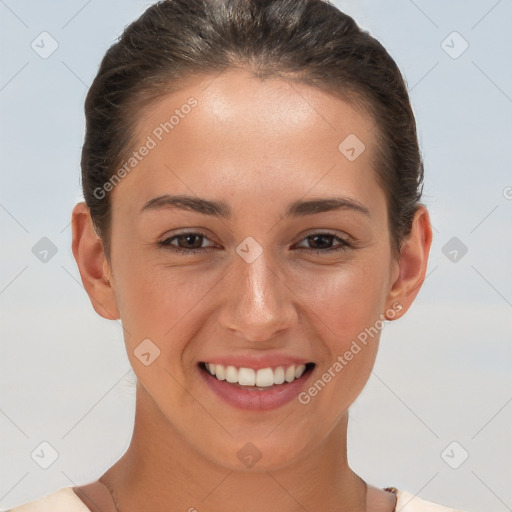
[215,364,225,380]
[295,364,306,378]
[273,366,285,385]
[284,365,295,382]
[238,367,256,386]
[204,362,309,387]
[255,368,274,387]
[226,365,238,383]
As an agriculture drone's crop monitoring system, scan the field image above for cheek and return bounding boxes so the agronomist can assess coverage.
[290,256,390,346]
[293,264,388,431]
[290,256,389,404]
[112,263,216,411]
[112,253,223,355]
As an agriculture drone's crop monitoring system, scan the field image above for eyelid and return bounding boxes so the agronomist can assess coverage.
[294,229,351,244]
[292,231,352,252]
[157,229,217,250]
[158,228,213,240]
[157,229,352,255]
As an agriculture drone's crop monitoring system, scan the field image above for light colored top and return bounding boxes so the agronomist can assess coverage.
[6,485,466,512]
[7,488,90,512]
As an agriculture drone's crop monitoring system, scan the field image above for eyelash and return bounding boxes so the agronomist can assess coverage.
[157,231,352,255]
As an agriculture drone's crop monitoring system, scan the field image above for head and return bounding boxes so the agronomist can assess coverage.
[72,0,432,471]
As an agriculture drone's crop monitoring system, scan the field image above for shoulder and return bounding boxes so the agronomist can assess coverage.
[394,488,466,512]
[6,487,90,512]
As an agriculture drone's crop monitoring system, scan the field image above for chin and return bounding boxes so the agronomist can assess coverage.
[196,428,318,473]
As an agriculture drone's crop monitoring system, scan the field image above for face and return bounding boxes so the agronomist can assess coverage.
[100,69,404,470]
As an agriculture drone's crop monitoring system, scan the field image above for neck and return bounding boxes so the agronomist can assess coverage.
[99,382,367,512]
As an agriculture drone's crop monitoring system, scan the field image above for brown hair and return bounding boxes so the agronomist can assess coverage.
[81,0,424,258]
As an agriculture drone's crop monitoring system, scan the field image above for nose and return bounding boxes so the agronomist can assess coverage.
[217,246,297,342]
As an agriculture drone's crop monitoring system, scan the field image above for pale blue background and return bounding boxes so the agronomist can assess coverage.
[1,1,511,511]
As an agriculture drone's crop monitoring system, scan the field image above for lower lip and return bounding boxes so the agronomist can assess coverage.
[198,364,314,411]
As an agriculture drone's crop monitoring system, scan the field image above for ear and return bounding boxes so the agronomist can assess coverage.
[385,205,433,320]
[71,202,120,320]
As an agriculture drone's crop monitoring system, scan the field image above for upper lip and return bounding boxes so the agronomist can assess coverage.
[199,354,314,371]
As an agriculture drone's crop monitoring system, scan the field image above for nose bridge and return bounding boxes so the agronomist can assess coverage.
[219,243,295,340]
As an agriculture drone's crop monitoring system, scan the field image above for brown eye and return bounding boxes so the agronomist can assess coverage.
[174,233,204,249]
[295,232,351,254]
[158,232,216,254]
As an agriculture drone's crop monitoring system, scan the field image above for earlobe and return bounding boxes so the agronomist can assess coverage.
[385,205,433,320]
[71,202,120,320]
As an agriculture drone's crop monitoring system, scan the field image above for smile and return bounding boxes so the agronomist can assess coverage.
[200,361,313,388]
[197,361,316,411]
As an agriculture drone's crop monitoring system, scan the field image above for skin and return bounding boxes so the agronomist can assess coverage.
[71,69,432,512]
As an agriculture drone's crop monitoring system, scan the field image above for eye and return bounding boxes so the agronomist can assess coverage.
[157,230,352,256]
[157,231,217,254]
[294,232,352,254]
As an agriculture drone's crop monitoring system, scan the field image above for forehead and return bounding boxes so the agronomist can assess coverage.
[136,69,375,147]
[111,69,384,222]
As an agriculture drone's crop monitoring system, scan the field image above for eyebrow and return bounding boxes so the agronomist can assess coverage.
[140,194,371,218]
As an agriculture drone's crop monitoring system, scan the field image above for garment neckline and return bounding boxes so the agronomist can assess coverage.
[72,480,401,512]
[383,487,399,511]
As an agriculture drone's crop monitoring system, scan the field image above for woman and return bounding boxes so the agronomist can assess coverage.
[9,0,465,511]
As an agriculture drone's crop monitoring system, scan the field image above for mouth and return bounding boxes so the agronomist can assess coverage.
[197,361,316,411]
[198,361,315,388]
